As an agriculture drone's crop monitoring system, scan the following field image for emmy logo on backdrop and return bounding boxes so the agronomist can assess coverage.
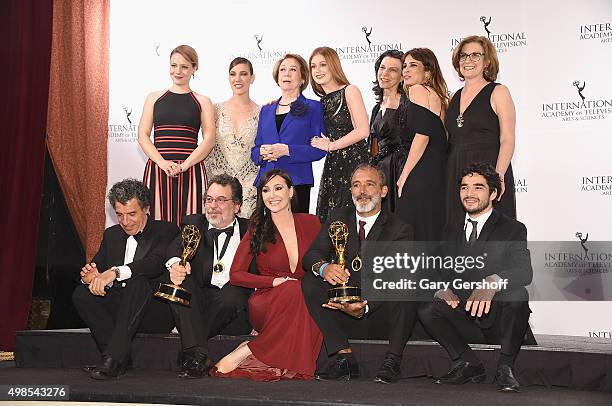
[327,221,362,303]
[575,231,589,254]
[154,225,201,306]
[254,34,263,51]
[573,80,586,102]
[154,42,160,56]
[362,27,372,46]
[122,107,132,125]
[480,16,492,38]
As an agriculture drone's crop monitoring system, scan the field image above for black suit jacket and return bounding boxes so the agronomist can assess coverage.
[303,206,413,286]
[167,215,256,288]
[92,218,179,287]
[442,209,533,303]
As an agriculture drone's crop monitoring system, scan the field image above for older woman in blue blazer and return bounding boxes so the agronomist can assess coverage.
[251,53,326,213]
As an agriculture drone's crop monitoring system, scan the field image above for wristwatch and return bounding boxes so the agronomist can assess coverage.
[111,266,121,280]
[311,260,326,276]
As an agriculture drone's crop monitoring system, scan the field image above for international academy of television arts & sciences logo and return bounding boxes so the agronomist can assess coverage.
[108,106,138,143]
[450,16,527,53]
[579,21,612,43]
[334,26,403,65]
[541,80,612,122]
[580,175,612,197]
[230,33,291,67]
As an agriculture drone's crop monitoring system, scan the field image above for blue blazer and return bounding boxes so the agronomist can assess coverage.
[251,94,326,186]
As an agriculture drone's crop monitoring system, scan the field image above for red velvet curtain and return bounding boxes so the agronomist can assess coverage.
[46,0,109,262]
[0,0,53,350]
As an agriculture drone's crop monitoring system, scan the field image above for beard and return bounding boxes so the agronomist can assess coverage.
[205,210,224,228]
[462,198,490,215]
[353,193,381,214]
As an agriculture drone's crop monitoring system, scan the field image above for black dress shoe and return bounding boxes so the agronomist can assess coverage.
[90,356,129,380]
[495,365,520,392]
[434,360,486,385]
[178,354,215,379]
[84,354,132,373]
[373,354,401,384]
[315,353,359,381]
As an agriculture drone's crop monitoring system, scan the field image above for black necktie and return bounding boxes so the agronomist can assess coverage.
[358,220,366,241]
[209,224,235,262]
[467,219,478,245]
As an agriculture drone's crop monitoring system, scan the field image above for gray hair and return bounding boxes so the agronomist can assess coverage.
[351,163,387,186]
[108,178,151,209]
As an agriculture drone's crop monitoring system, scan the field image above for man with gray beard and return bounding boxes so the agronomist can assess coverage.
[302,163,417,384]
[165,174,255,379]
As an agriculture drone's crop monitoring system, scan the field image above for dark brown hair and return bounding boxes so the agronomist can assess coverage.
[403,48,449,115]
[249,169,295,254]
[229,57,253,75]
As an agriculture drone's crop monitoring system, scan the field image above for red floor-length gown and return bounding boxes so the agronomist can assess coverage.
[212,213,322,381]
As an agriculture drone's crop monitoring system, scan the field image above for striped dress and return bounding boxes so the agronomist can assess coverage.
[143,90,207,225]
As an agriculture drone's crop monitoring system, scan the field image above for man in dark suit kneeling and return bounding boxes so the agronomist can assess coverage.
[419,162,533,392]
[73,179,178,380]
[167,174,255,379]
[302,163,418,384]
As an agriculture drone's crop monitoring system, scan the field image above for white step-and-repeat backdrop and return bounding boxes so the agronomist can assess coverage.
[107,0,612,337]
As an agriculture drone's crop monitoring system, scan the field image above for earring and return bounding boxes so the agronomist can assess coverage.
[263,207,267,216]
[192,73,195,79]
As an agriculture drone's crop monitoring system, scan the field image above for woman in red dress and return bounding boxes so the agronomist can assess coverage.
[210,169,323,381]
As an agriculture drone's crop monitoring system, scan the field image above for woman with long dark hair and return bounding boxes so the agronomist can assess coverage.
[393,47,449,240]
[211,169,322,381]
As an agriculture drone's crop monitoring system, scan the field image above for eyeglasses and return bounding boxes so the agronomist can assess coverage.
[458,52,484,63]
[204,196,233,205]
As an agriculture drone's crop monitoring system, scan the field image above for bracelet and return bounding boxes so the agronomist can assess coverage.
[319,263,329,278]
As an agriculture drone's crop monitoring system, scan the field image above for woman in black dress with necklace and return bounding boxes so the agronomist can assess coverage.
[309,47,370,223]
[445,35,517,224]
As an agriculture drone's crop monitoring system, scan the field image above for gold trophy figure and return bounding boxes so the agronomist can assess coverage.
[154,225,202,306]
[327,221,362,303]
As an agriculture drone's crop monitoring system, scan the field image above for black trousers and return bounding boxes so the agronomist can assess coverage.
[293,184,312,213]
[72,276,174,362]
[301,272,419,357]
[170,275,252,354]
[418,299,530,362]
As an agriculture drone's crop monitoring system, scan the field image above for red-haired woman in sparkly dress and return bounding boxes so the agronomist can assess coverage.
[138,44,215,224]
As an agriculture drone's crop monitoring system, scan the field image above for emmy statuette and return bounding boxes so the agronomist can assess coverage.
[154,225,201,306]
[327,221,362,303]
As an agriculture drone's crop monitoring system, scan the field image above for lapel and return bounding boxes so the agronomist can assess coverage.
[366,209,388,242]
[198,217,214,280]
[345,211,359,260]
[475,209,499,246]
[277,94,307,139]
[237,216,249,238]
[133,218,153,261]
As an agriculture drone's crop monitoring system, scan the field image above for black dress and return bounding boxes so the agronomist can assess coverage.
[445,82,516,224]
[316,86,369,223]
[371,95,447,241]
